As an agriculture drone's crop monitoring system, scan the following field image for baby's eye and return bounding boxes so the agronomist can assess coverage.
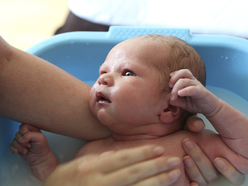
[100,70,107,75]
[123,70,136,76]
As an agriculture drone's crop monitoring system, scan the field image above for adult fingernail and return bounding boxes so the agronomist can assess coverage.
[214,158,226,170]
[168,169,181,182]
[191,183,199,186]
[167,157,181,167]
[183,138,195,151]
[153,147,165,155]
[100,151,114,157]
[170,94,176,101]
[183,156,193,168]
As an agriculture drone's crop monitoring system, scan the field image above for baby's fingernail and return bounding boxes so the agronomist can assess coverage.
[183,138,195,151]
[21,149,27,154]
[14,149,19,154]
[214,158,226,170]
[18,137,23,142]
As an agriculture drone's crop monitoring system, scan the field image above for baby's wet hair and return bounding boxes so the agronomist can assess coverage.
[134,34,206,123]
[135,34,206,90]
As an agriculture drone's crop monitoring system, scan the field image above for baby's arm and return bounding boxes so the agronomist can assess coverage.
[170,69,248,159]
[9,124,58,182]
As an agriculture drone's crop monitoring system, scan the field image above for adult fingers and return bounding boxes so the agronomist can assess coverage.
[183,138,219,183]
[105,156,181,186]
[133,169,181,186]
[185,116,205,133]
[95,146,166,173]
[45,147,181,186]
[214,157,245,185]
[184,156,207,186]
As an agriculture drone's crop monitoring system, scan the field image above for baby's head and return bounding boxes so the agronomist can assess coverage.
[135,34,206,122]
[89,34,205,137]
[134,34,206,91]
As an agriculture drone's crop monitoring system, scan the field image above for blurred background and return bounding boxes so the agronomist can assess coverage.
[0,0,68,50]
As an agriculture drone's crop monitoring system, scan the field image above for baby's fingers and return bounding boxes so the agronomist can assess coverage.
[18,131,43,144]
[169,69,195,88]
[9,139,28,154]
[15,132,31,148]
[9,143,19,154]
[19,123,40,135]
[170,78,198,101]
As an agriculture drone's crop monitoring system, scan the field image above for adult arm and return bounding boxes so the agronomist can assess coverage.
[0,36,110,140]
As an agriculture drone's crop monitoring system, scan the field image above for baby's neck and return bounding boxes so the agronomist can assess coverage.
[111,122,184,141]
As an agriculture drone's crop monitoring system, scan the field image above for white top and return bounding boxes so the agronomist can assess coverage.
[69,0,248,38]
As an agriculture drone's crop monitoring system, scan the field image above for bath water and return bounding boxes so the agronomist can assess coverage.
[0,86,247,186]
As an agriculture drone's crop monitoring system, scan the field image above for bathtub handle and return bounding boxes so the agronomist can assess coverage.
[107,26,191,41]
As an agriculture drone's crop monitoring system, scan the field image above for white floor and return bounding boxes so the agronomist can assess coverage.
[0,0,68,50]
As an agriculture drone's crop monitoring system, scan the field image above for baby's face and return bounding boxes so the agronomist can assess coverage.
[89,38,170,135]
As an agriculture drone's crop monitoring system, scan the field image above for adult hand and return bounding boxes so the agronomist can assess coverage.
[185,116,245,185]
[44,145,181,186]
[185,115,205,133]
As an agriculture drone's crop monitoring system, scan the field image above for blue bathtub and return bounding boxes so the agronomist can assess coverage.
[1,27,248,185]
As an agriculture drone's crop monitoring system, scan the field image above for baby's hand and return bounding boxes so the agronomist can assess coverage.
[9,123,51,165]
[169,69,220,117]
[10,124,58,181]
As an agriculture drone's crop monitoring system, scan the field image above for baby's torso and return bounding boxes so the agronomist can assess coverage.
[75,129,247,185]
[76,130,200,186]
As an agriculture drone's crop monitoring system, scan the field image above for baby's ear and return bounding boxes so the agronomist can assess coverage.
[159,105,181,124]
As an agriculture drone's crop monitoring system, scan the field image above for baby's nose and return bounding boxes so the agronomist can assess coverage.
[98,73,114,86]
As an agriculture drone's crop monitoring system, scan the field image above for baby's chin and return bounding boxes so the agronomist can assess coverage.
[95,109,113,127]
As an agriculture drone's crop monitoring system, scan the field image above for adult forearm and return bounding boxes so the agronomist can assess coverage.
[0,36,110,140]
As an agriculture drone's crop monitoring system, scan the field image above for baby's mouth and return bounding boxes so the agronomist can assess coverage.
[96,91,111,103]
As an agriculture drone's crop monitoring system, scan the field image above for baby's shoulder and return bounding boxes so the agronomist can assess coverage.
[157,129,200,142]
[75,137,117,157]
[154,129,218,150]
